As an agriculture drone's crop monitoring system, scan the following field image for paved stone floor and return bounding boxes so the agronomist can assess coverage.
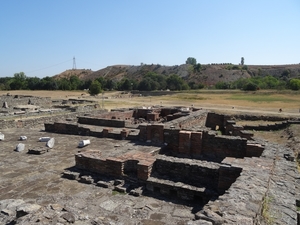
[0,127,200,224]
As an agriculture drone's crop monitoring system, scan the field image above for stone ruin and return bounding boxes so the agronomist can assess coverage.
[42,106,300,224]
[0,96,299,224]
[0,94,99,118]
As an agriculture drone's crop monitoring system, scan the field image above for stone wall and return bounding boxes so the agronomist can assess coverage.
[145,155,242,201]
[205,112,225,131]
[92,110,134,120]
[75,150,156,181]
[201,131,248,160]
[78,116,127,128]
[0,112,80,129]
[244,121,290,131]
[153,156,220,189]
[165,110,207,129]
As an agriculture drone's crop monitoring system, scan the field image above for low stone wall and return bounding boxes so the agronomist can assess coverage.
[93,110,134,120]
[165,110,207,129]
[205,112,225,131]
[0,95,52,110]
[153,155,220,189]
[145,155,242,201]
[1,112,77,129]
[244,121,290,131]
[201,131,248,160]
[75,150,156,181]
[235,114,288,121]
[195,141,299,225]
[78,116,127,128]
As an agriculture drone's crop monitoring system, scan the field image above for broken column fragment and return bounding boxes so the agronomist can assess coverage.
[78,139,90,148]
[15,143,25,152]
[46,137,55,149]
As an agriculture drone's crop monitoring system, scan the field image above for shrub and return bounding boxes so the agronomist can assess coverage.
[243,82,258,91]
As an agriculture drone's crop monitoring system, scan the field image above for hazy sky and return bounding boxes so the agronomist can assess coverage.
[1,0,299,78]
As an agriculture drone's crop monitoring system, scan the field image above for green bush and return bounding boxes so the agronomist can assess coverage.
[89,80,102,95]
[243,82,258,91]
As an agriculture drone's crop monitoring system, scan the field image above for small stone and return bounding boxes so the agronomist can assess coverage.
[15,143,25,152]
[16,203,41,218]
[46,137,55,148]
[1,208,14,216]
[61,212,75,223]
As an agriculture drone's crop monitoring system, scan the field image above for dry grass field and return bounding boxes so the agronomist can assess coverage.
[1,89,300,117]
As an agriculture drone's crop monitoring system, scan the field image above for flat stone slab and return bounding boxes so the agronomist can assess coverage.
[62,171,80,180]
[28,147,48,155]
[99,200,120,212]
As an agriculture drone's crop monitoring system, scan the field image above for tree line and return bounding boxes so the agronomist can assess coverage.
[0,72,205,95]
[215,75,300,91]
[2,70,300,95]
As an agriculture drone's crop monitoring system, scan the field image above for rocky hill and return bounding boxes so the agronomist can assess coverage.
[53,64,300,86]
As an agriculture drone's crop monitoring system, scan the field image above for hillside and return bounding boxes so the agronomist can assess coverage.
[53,64,300,86]
[52,69,94,80]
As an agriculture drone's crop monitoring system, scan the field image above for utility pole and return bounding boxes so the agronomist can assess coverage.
[73,57,76,70]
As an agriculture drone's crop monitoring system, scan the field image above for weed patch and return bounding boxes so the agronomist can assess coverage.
[262,196,274,224]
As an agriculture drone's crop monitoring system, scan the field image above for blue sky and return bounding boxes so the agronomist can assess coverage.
[1,0,299,78]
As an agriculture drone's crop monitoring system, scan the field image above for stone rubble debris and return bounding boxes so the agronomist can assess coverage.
[19,136,27,141]
[15,143,25,152]
[39,137,51,142]
[28,147,48,155]
[78,139,90,148]
[0,132,4,140]
[46,137,55,148]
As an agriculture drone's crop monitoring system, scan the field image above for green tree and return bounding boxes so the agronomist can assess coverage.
[138,78,152,91]
[288,79,300,90]
[193,63,202,72]
[10,72,27,90]
[89,80,102,95]
[166,74,189,90]
[58,78,71,90]
[243,82,258,91]
[27,77,41,90]
[41,76,58,90]
[186,57,197,65]
[241,57,244,65]
[69,75,82,90]
[105,79,117,90]
[215,81,230,89]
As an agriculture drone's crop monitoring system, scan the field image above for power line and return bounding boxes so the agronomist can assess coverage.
[25,59,73,74]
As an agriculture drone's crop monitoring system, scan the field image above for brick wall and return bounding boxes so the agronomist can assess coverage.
[154,156,220,189]
[75,150,155,181]
[77,117,126,127]
[201,131,248,161]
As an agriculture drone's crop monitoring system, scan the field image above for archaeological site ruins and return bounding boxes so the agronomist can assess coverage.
[0,93,299,224]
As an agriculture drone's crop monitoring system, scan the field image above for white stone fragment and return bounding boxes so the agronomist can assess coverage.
[78,139,90,148]
[0,133,4,141]
[15,143,25,152]
[46,137,55,148]
[19,136,27,141]
[39,137,51,142]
